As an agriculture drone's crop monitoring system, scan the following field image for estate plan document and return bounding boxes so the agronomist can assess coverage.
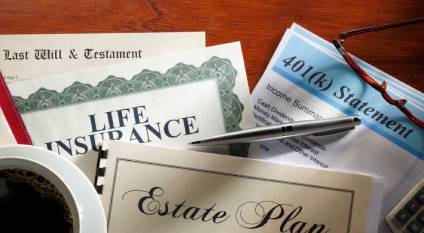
[97,140,374,233]
[249,24,423,233]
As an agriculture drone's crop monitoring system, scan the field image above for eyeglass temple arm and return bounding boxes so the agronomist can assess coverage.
[332,39,424,129]
[338,17,424,39]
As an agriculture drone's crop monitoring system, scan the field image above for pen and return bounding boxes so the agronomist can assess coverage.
[189,116,361,146]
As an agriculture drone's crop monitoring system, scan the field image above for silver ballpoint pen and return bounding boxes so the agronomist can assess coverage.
[189,116,361,146]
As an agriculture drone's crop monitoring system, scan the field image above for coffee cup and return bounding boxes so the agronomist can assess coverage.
[0,145,106,233]
[0,157,80,232]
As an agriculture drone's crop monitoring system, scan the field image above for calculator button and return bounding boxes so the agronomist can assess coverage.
[415,190,424,204]
[406,199,422,214]
[407,220,422,233]
[416,211,424,224]
[396,209,411,225]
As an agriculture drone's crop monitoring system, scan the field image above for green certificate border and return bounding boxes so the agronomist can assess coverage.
[12,56,248,155]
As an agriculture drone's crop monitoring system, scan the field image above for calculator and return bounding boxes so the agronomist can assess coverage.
[386,178,424,233]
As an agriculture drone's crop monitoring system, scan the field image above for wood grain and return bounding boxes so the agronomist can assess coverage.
[0,0,422,93]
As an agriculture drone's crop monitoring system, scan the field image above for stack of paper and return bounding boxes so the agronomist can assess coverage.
[0,32,205,145]
[1,26,415,232]
[3,34,254,182]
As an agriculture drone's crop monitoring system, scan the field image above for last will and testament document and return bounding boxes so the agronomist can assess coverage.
[7,42,254,181]
[0,32,205,83]
[96,140,373,233]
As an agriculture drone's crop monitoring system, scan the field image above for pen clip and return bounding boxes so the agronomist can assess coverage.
[311,126,355,137]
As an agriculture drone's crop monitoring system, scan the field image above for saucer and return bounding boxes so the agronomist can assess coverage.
[0,145,107,233]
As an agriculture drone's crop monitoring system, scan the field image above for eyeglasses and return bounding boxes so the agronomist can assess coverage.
[332,17,424,129]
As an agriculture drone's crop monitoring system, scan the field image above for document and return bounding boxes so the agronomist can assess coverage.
[0,32,205,144]
[8,42,254,182]
[249,24,424,232]
[0,32,205,82]
[97,140,373,233]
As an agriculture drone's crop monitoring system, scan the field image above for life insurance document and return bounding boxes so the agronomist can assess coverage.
[0,32,205,144]
[249,24,423,233]
[0,32,205,83]
[8,43,254,182]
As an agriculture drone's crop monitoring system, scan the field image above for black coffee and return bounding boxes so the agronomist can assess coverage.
[0,168,74,233]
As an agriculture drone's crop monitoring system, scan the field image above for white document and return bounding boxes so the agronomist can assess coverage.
[249,24,423,232]
[8,42,254,182]
[0,32,205,82]
[0,32,204,145]
[98,140,374,233]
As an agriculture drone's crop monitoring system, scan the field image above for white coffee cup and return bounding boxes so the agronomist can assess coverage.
[0,145,106,233]
[0,157,80,232]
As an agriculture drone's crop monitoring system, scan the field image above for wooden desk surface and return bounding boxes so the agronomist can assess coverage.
[0,0,422,92]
